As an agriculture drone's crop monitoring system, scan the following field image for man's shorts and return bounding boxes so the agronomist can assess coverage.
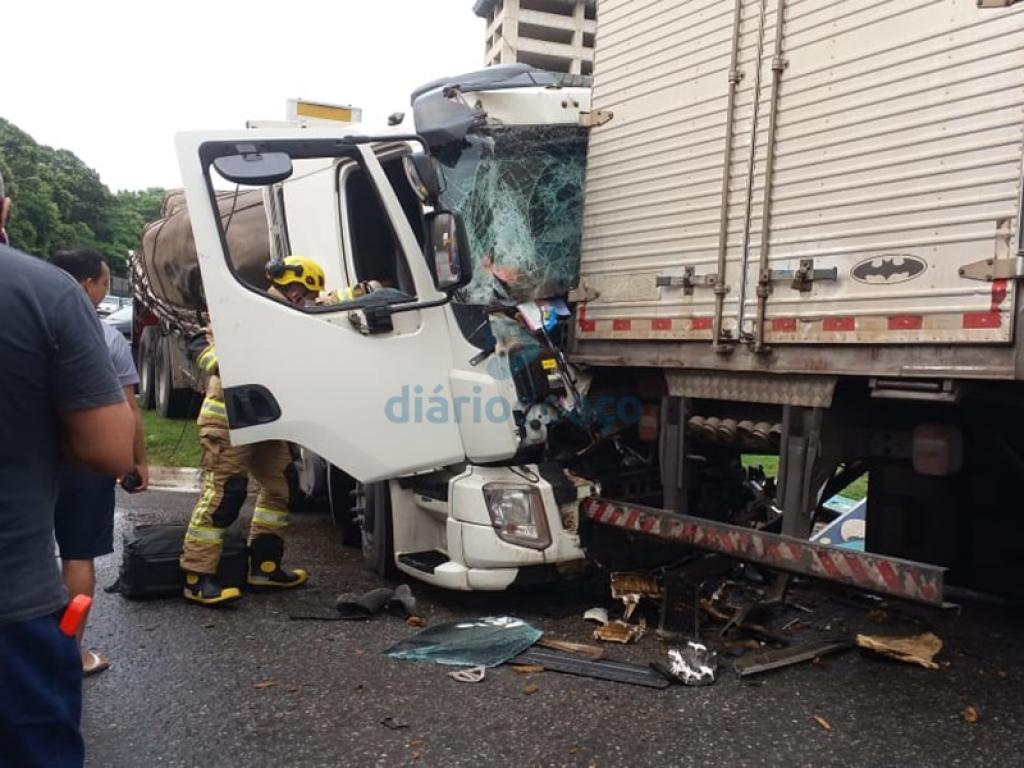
[54,467,116,560]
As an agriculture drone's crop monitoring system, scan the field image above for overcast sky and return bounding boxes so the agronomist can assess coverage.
[2,0,485,191]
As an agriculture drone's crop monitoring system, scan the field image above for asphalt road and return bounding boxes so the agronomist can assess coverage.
[82,489,1024,768]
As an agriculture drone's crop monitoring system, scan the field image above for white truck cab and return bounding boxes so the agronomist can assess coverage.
[176,66,597,589]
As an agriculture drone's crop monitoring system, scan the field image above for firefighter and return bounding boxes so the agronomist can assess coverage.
[179,255,328,605]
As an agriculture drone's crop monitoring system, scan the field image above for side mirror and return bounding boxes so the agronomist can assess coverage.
[427,211,472,292]
[213,150,293,186]
[403,151,442,204]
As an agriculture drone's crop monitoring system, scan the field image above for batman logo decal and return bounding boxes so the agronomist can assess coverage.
[850,254,927,284]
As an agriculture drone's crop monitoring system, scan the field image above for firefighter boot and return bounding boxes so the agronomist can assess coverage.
[247,534,308,589]
[183,572,243,606]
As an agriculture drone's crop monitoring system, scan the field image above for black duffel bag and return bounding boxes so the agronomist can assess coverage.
[108,523,248,600]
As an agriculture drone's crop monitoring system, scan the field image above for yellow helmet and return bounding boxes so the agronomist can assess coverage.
[268,255,326,293]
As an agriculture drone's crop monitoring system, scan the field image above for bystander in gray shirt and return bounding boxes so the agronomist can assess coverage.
[0,244,125,625]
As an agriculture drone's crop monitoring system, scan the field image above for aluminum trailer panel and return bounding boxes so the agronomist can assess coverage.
[576,0,1024,362]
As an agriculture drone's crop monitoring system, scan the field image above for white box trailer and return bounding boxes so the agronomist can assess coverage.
[573,0,1024,380]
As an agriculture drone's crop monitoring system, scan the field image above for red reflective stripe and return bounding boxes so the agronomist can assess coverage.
[888,315,923,330]
[652,318,672,330]
[691,317,713,330]
[823,317,855,332]
[963,312,1001,329]
[772,317,797,332]
[612,319,632,331]
[578,304,595,333]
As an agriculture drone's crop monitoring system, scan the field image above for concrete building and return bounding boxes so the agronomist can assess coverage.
[473,0,597,76]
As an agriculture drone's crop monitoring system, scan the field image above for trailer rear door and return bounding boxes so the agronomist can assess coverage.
[578,0,1024,347]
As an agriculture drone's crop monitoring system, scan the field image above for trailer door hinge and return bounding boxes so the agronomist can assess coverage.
[656,266,724,296]
[765,259,838,292]
[579,110,613,128]
[959,255,1024,282]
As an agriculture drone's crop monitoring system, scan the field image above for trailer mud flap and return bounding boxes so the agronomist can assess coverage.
[582,498,945,606]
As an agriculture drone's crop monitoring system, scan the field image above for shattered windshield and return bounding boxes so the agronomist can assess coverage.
[436,126,588,306]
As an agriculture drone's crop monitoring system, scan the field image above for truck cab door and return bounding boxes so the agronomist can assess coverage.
[175,131,467,482]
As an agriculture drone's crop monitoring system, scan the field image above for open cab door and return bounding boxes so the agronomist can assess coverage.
[175,130,474,482]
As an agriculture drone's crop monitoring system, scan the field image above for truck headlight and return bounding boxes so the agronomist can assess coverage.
[482,483,551,550]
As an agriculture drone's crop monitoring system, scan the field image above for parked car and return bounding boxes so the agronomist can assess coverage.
[98,294,132,317]
[103,304,132,339]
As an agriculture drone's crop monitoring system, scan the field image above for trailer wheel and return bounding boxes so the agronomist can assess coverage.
[327,465,360,546]
[136,326,158,410]
[155,335,193,419]
[361,482,396,578]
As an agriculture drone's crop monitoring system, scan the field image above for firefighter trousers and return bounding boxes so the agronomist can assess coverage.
[179,430,292,575]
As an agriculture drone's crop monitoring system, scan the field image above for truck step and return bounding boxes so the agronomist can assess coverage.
[397,551,450,574]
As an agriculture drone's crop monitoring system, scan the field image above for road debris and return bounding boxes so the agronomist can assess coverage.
[855,632,942,670]
[523,683,541,695]
[814,715,833,731]
[963,706,979,724]
[594,619,645,644]
[448,666,486,683]
[667,641,718,686]
[610,571,662,621]
[253,680,276,690]
[386,616,542,668]
[733,641,852,677]
[406,616,427,628]
[511,664,545,674]
[512,647,670,689]
[537,637,604,660]
[381,717,410,730]
[583,607,609,625]
[336,584,416,620]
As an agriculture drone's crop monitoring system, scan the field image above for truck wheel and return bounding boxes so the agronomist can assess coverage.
[327,465,360,545]
[361,482,396,578]
[155,335,193,419]
[136,326,158,410]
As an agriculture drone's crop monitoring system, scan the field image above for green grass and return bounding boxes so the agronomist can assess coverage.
[743,454,868,501]
[141,410,201,467]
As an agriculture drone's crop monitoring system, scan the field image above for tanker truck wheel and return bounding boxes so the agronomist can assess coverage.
[155,335,193,419]
[136,326,158,410]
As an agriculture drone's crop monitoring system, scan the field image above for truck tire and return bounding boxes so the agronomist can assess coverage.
[361,482,396,578]
[155,335,193,419]
[327,465,360,545]
[136,326,158,410]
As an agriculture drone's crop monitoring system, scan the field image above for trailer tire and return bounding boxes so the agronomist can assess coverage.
[155,335,193,419]
[361,482,396,578]
[327,464,360,545]
[137,326,158,410]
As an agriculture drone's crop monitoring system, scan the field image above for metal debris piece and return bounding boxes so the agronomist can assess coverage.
[536,637,604,660]
[814,715,833,731]
[667,641,718,686]
[583,607,609,625]
[512,648,670,689]
[594,619,645,644]
[253,680,276,690]
[610,572,662,621]
[381,717,410,730]
[855,632,942,670]
[733,641,851,677]
[511,664,545,674]
[523,683,541,695]
[963,706,979,724]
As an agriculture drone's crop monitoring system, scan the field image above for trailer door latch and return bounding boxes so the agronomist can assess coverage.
[656,267,724,296]
[766,259,838,292]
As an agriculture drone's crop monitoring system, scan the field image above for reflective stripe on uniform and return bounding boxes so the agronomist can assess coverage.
[189,471,218,527]
[200,397,228,423]
[185,525,225,545]
[196,346,218,373]
[252,506,289,528]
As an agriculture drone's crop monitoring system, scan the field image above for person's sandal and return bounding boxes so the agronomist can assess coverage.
[83,650,110,677]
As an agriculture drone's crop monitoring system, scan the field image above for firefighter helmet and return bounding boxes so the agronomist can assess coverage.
[267,255,325,293]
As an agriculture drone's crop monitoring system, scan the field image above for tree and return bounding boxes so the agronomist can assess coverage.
[0,117,165,276]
